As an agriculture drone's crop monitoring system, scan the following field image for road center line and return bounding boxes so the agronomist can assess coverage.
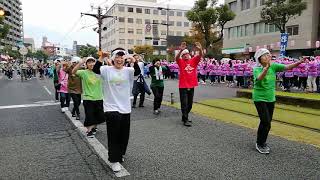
[43,86,52,95]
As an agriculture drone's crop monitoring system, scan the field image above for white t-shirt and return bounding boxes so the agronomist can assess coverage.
[100,66,134,114]
[138,61,144,75]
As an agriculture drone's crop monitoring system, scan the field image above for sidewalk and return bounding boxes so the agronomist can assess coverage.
[84,100,320,179]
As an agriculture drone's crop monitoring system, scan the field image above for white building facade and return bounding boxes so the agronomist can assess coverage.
[102,0,193,54]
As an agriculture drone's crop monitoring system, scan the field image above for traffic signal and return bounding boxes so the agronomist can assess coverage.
[0,8,11,17]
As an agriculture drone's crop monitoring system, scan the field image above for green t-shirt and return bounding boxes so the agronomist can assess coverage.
[150,66,167,87]
[76,70,103,101]
[253,63,285,102]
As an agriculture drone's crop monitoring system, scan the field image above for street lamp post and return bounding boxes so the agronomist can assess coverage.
[158,3,170,61]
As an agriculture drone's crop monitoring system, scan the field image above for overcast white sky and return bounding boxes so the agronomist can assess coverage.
[21,0,224,49]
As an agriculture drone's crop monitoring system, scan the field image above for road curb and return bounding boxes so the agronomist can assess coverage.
[63,110,130,178]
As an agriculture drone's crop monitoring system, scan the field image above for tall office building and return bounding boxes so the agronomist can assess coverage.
[102,0,192,55]
[0,0,23,49]
[223,0,320,57]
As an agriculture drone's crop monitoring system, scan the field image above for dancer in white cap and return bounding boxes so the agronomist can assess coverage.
[253,48,305,154]
[93,48,135,172]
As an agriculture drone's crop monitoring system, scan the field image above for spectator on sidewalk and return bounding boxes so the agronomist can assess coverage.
[93,49,134,172]
[149,58,167,115]
[175,42,203,127]
[72,57,105,138]
[253,48,305,154]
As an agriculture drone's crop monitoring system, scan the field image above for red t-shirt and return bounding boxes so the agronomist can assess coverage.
[177,55,201,88]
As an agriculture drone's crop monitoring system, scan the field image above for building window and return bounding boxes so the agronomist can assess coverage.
[118,6,125,12]
[128,28,134,34]
[128,39,134,44]
[169,11,174,16]
[176,31,182,36]
[136,8,142,13]
[128,18,134,23]
[118,17,125,23]
[119,39,125,44]
[137,40,142,45]
[177,11,182,16]
[161,30,166,35]
[136,29,143,34]
[145,9,150,14]
[161,10,166,15]
[184,12,187,17]
[241,0,250,10]
[254,22,264,35]
[287,25,299,36]
[153,41,159,45]
[260,0,266,5]
[128,7,134,12]
[229,1,237,12]
[169,31,174,36]
[168,21,174,26]
[136,19,142,24]
[161,41,167,46]
[161,20,167,25]
[184,22,189,27]
[177,21,182,27]
[245,24,250,36]
[153,9,159,15]
[145,19,151,24]
[184,32,189,36]
[153,20,159,24]
[119,28,125,33]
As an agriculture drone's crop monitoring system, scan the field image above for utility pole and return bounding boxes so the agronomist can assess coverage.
[81,7,115,51]
[157,3,171,61]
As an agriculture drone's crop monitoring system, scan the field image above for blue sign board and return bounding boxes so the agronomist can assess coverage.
[280,33,288,57]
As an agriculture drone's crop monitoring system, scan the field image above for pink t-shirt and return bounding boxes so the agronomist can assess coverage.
[58,70,69,93]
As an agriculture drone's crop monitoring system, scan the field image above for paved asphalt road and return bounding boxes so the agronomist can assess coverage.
[0,74,319,179]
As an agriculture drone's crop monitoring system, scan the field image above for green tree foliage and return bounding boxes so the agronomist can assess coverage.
[79,44,98,59]
[132,45,154,61]
[34,50,49,61]
[0,16,10,40]
[186,0,235,48]
[261,0,307,33]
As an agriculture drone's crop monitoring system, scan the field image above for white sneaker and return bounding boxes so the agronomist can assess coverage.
[61,108,65,113]
[111,162,121,172]
[63,107,69,111]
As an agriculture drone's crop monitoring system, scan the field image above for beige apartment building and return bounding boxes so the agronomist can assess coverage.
[223,0,320,58]
[102,0,192,55]
[0,0,23,49]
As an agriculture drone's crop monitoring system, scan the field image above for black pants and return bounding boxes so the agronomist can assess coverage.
[254,101,275,146]
[151,86,164,110]
[298,77,307,89]
[70,93,81,115]
[282,75,291,90]
[179,88,194,122]
[60,92,70,108]
[105,112,130,163]
[133,81,145,106]
[54,80,59,100]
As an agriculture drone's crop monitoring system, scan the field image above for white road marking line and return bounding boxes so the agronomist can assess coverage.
[0,102,59,110]
[43,86,52,95]
[64,111,130,177]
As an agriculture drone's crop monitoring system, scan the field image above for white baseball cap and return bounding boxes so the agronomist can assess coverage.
[180,49,190,58]
[254,48,270,61]
[85,57,96,63]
